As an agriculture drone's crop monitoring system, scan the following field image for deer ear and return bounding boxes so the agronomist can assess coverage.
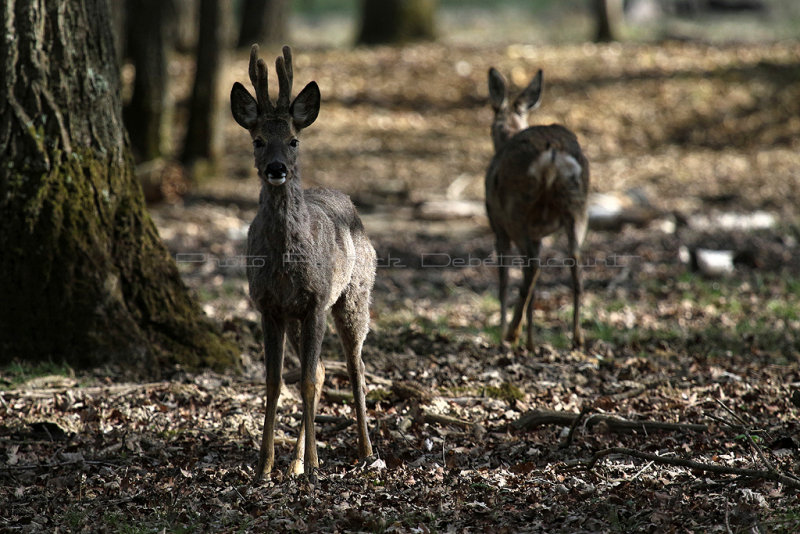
[231,82,258,129]
[513,69,543,115]
[290,81,320,131]
[488,68,507,111]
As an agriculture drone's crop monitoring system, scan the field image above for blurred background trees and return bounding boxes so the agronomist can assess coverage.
[237,0,291,47]
[123,0,170,162]
[181,0,225,172]
[110,0,785,200]
[593,0,624,42]
[357,0,437,45]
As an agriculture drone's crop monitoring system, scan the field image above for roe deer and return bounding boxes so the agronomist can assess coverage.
[231,45,375,483]
[485,67,589,350]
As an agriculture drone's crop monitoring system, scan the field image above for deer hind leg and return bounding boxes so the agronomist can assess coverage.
[332,284,374,461]
[567,215,587,348]
[255,315,286,484]
[524,241,543,351]
[506,240,542,347]
[494,234,512,342]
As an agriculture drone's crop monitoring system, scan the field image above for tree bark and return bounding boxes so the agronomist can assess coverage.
[593,0,624,42]
[357,0,437,45]
[0,0,238,373]
[124,0,168,161]
[181,0,222,170]
[237,0,289,49]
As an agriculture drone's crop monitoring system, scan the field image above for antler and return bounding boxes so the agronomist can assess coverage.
[248,44,274,116]
[275,45,294,114]
[247,44,295,117]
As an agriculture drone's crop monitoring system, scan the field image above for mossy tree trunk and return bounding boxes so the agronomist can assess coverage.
[0,0,238,373]
[357,0,437,45]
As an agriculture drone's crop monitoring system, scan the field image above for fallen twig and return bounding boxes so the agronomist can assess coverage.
[704,412,749,433]
[585,447,800,490]
[714,399,779,476]
[560,405,592,449]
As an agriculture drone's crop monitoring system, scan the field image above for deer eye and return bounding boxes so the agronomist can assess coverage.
[289,138,299,148]
[253,138,265,148]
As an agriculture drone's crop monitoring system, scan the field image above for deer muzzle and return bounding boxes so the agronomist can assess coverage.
[265,161,288,186]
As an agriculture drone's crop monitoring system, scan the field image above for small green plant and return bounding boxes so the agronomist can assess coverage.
[484,382,524,404]
[367,388,391,402]
[1,360,74,387]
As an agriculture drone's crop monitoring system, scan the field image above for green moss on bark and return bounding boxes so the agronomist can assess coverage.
[0,149,238,374]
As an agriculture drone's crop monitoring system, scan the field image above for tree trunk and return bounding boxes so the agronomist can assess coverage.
[237,0,289,48]
[165,0,200,54]
[124,0,168,161]
[357,0,437,45]
[593,0,624,42]
[181,0,222,171]
[0,0,238,373]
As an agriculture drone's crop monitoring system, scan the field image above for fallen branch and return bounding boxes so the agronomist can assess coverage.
[422,410,473,430]
[1,382,166,400]
[560,405,592,449]
[513,410,707,433]
[289,413,354,427]
[586,447,800,490]
[323,388,353,403]
[3,458,121,471]
[609,386,647,401]
[282,361,393,387]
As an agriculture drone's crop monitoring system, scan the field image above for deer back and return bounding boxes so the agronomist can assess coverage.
[486,68,589,242]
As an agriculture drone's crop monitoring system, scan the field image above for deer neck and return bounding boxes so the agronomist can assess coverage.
[258,178,311,254]
[492,112,528,152]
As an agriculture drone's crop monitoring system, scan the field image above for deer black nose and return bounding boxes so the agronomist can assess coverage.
[266,162,287,178]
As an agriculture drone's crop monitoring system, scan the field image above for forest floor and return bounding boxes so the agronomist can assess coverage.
[3,40,800,532]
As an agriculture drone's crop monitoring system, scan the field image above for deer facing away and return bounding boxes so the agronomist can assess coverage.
[231,45,375,483]
[485,67,589,350]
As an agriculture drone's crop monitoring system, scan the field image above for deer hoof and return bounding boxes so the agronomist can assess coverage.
[287,459,304,477]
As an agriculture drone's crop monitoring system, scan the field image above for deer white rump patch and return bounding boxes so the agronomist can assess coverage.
[528,149,582,189]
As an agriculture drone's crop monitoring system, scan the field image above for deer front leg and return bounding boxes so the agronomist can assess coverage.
[294,309,327,483]
[255,315,286,484]
[288,359,325,477]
